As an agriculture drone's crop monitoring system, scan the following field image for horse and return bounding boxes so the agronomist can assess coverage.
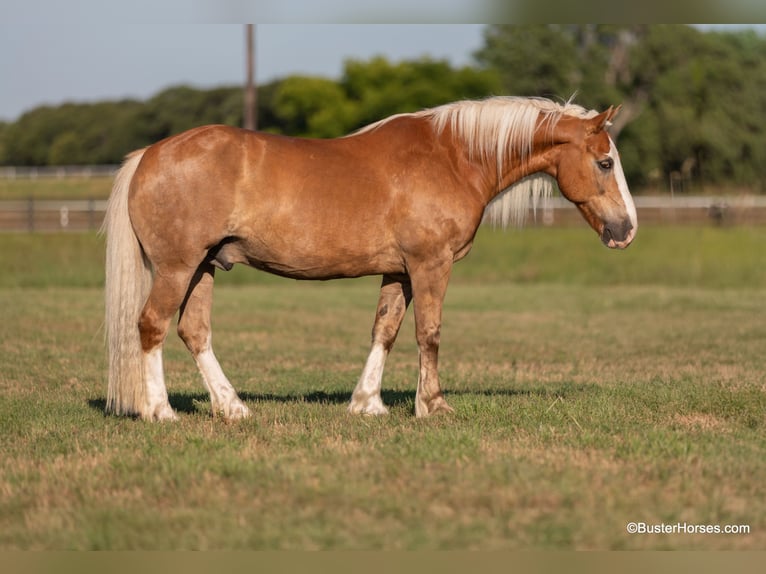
[102,96,637,422]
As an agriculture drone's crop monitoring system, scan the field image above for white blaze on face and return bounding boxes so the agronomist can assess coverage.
[609,136,638,234]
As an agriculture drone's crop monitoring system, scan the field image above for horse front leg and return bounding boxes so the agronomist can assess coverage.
[348,274,412,415]
[409,258,455,417]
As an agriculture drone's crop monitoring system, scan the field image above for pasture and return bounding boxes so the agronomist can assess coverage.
[0,176,113,201]
[0,225,764,550]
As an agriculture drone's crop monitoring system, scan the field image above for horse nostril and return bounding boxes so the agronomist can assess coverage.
[611,220,632,238]
[601,226,613,247]
[619,220,634,241]
[601,219,634,247]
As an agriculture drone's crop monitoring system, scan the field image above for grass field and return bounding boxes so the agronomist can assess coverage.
[0,177,113,201]
[0,225,764,550]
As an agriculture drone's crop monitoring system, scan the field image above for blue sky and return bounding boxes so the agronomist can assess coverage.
[2,0,765,123]
[0,23,486,121]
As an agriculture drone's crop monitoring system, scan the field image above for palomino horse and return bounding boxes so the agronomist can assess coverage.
[102,96,637,421]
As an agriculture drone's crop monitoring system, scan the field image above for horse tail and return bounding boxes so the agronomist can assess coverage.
[101,148,151,416]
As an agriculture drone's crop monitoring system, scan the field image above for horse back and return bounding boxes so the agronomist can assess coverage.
[128,123,484,280]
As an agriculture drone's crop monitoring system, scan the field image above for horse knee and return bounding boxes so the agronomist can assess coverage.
[417,324,441,351]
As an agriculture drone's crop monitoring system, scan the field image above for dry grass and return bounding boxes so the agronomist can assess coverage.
[1,280,764,550]
[0,227,764,550]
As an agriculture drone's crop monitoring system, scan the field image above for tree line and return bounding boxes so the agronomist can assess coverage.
[1,25,765,191]
[0,57,497,166]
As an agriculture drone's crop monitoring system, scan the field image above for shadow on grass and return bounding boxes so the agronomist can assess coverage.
[87,391,405,416]
[88,383,589,416]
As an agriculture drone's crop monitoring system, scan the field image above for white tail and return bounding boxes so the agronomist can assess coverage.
[101,149,152,416]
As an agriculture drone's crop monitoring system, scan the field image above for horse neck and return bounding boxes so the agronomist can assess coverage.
[431,113,560,208]
[482,143,558,206]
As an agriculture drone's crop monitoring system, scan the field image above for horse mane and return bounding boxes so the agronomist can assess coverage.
[355,96,600,228]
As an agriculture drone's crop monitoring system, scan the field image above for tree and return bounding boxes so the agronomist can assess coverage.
[0,121,7,165]
[341,56,501,130]
[5,29,766,192]
[475,24,766,190]
[475,25,649,132]
[271,76,355,138]
[133,85,243,143]
[269,57,501,138]
[475,25,581,99]
[629,26,766,186]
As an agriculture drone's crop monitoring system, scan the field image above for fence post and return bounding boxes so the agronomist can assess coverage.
[59,205,69,229]
[88,198,95,230]
[27,196,35,232]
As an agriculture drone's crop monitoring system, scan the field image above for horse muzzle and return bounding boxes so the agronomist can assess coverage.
[601,219,636,249]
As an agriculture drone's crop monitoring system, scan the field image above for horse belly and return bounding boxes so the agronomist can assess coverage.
[223,224,404,280]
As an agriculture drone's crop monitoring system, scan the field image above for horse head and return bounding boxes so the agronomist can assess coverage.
[550,107,637,249]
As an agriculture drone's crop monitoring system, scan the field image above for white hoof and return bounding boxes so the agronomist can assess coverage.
[145,403,179,422]
[348,395,389,416]
[217,399,252,421]
[228,401,252,420]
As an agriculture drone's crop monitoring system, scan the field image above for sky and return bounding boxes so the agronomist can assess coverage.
[2,0,765,123]
[0,23,486,122]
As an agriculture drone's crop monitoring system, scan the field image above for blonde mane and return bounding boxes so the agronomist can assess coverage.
[356,96,600,228]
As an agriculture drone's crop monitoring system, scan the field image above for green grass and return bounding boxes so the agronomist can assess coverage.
[2,225,766,289]
[1,225,765,550]
[0,177,113,201]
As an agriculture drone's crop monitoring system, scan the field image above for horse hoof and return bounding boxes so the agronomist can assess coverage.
[433,403,455,415]
[146,404,179,422]
[416,398,455,418]
[223,401,252,421]
[348,397,389,416]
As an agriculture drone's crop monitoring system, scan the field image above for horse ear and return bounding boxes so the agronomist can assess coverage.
[586,106,617,135]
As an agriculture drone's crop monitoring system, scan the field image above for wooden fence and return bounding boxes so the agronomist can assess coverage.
[0,165,118,179]
[2,195,766,233]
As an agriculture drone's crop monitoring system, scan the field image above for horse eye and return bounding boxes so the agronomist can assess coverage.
[598,158,614,171]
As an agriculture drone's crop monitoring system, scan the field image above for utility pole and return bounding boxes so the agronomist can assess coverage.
[244,24,257,131]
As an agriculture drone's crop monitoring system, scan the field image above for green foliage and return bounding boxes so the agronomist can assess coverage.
[339,56,501,130]
[0,89,243,166]
[271,76,354,137]
[269,58,500,138]
[134,85,244,142]
[476,25,766,189]
[2,25,766,192]
[1,101,145,166]
[0,121,8,163]
[3,226,765,290]
[0,56,499,162]
[475,25,582,98]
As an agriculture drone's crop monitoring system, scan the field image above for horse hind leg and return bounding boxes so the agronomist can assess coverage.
[177,262,251,420]
[137,267,198,421]
[349,274,412,415]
